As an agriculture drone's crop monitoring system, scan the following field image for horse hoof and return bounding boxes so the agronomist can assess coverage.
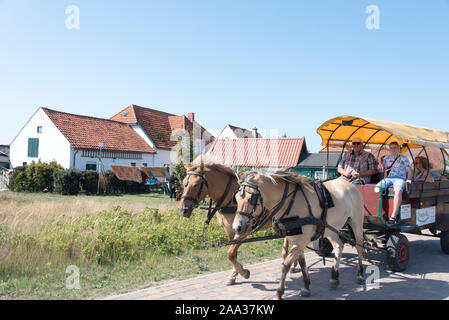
[275,289,284,300]
[290,267,301,273]
[300,289,311,297]
[330,279,340,289]
[357,276,365,285]
[242,269,250,279]
[226,278,236,286]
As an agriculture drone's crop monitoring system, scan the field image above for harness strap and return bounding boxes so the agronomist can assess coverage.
[205,174,235,225]
[249,180,290,235]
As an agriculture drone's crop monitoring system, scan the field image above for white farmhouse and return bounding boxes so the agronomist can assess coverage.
[10,105,214,171]
[10,108,156,171]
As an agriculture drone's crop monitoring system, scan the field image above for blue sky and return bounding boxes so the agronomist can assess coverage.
[1,0,448,151]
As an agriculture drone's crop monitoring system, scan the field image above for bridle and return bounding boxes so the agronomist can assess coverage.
[235,182,264,221]
[181,171,209,207]
[236,179,293,234]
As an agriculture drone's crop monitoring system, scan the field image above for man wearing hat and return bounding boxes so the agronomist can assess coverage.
[337,137,377,184]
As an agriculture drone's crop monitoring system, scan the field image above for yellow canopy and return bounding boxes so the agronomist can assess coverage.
[317,116,449,150]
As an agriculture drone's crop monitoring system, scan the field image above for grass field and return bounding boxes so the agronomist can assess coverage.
[0,191,285,300]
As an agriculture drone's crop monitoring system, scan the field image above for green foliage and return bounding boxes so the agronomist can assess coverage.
[2,206,250,266]
[174,161,187,195]
[9,161,63,192]
[80,170,99,194]
[235,167,252,174]
[53,169,82,195]
[103,170,126,193]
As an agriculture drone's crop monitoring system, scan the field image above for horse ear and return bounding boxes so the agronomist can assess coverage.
[184,163,192,171]
[200,160,205,173]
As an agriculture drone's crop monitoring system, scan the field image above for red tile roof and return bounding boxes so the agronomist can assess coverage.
[208,138,305,168]
[43,108,155,153]
[110,104,214,149]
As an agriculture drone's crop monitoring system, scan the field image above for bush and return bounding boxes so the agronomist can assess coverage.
[174,161,187,195]
[81,170,99,194]
[53,169,82,195]
[9,161,63,192]
[102,170,148,194]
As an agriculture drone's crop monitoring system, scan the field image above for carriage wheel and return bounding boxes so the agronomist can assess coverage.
[386,233,409,272]
[312,238,334,257]
[440,231,449,254]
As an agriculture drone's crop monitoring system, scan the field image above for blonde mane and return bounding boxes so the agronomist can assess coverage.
[191,155,237,177]
[242,168,312,186]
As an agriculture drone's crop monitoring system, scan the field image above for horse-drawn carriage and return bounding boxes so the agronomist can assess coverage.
[316,116,449,271]
[180,116,449,298]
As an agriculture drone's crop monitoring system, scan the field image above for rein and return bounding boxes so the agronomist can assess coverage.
[181,170,237,248]
[203,178,299,248]
[204,178,385,256]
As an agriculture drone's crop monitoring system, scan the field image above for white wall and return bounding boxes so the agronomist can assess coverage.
[217,126,238,139]
[72,151,157,171]
[154,148,175,167]
[10,108,72,168]
[130,124,177,167]
[131,124,156,150]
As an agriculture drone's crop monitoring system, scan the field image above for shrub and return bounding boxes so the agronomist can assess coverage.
[53,169,82,195]
[174,161,187,195]
[9,161,63,192]
[102,170,148,194]
[81,170,99,194]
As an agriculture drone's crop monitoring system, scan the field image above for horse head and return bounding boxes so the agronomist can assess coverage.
[179,162,208,218]
[233,172,269,235]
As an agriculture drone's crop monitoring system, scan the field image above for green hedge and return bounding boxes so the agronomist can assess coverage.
[10,164,151,195]
[53,169,82,195]
[9,161,63,192]
[81,170,99,194]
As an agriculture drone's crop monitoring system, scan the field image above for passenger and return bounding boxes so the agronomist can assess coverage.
[377,155,386,172]
[337,137,377,185]
[414,156,434,182]
[375,141,413,224]
[415,156,447,181]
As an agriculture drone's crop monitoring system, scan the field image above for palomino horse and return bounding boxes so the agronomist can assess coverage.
[233,170,365,299]
[179,158,299,285]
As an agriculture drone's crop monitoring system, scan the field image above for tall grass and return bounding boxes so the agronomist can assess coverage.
[0,192,276,279]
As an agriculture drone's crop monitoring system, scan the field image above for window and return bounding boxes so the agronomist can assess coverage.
[131,163,136,167]
[86,163,97,171]
[22,162,27,166]
[28,138,39,158]
[142,163,147,167]
[37,126,42,134]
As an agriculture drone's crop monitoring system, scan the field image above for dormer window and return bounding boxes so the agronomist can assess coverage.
[37,126,42,133]
[122,112,128,117]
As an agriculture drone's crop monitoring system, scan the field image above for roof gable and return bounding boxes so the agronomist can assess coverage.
[111,104,214,150]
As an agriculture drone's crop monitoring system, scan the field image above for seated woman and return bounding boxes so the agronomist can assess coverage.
[374,142,412,224]
[414,156,435,182]
[414,156,447,181]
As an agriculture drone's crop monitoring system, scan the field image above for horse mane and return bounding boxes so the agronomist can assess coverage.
[190,155,237,177]
[242,168,313,186]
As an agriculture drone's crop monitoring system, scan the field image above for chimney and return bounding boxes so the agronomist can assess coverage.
[252,127,258,138]
[188,112,195,123]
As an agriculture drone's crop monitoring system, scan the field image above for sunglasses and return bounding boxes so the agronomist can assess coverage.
[352,142,362,146]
